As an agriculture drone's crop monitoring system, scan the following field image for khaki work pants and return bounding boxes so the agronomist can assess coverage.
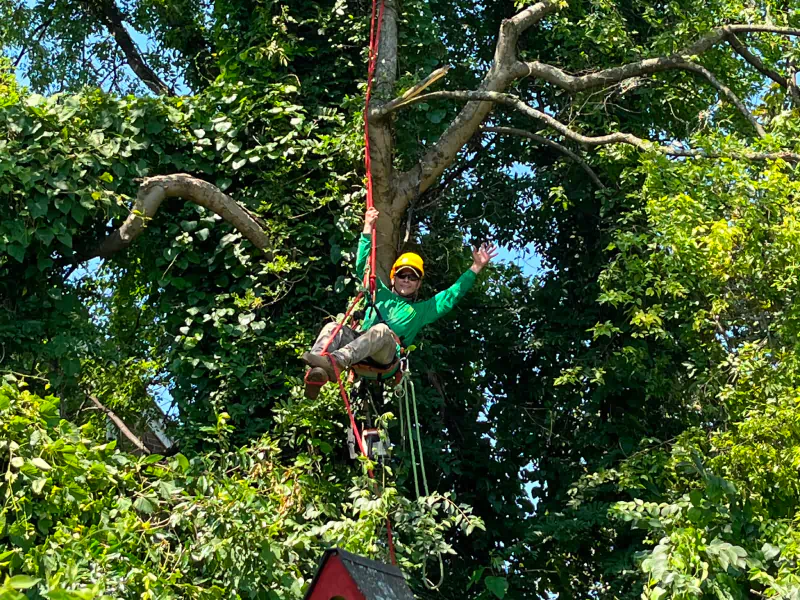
[311,322,397,367]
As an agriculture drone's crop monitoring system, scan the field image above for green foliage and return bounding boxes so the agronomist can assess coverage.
[5,0,800,598]
[0,380,483,598]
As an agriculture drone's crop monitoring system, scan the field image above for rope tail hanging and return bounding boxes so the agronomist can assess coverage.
[396,367,445,590]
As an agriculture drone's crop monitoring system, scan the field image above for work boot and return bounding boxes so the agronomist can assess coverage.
[302,351,341,381]
[304,367,328,400]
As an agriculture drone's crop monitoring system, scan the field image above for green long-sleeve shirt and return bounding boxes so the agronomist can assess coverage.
[355,234,476,346]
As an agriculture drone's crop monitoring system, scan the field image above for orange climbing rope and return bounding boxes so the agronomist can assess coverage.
[308,0,396,565]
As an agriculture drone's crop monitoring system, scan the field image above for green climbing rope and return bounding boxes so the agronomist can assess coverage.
[395,362,443,590]
[396,367,429,497]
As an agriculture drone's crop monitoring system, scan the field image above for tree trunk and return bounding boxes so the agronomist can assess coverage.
[368,0,402,280]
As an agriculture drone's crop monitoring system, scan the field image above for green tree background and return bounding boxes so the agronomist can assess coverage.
[2,0,800,598]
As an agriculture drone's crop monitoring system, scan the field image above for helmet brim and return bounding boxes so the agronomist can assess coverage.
[394,266,422,278]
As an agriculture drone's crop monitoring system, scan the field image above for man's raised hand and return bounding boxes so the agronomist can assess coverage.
[363,207,380,234]
[470,243,499,273]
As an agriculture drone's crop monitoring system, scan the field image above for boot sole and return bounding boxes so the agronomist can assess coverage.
[304,368,328,400]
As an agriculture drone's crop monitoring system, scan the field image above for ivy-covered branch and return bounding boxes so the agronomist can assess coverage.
[92,174,272,259]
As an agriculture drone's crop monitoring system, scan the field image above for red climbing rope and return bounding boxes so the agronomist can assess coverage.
[364,0,385,300]
[308,0,396,565]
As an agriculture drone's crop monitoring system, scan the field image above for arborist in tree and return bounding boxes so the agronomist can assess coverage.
[302,206,498,399]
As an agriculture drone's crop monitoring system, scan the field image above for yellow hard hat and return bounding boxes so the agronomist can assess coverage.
[390,252,425,279]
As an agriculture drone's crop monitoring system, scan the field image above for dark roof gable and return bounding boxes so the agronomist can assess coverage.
[303,548,415,600]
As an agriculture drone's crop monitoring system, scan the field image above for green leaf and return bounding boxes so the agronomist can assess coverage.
[31,478,47,494]
[427,109,447,124]
[146,120,165,134]
[30,457,51,471]
[7,244,25,263]
[8,575,40,590]
[173,453,190,473]
[36,229,54,246]
[762,543,780,561]
[485,576,508,599]
[56,233,72,248]
[214,121,232,133]
[133,496,154,514]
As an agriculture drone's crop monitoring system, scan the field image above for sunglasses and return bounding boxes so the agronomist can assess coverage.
[395,271,420,282]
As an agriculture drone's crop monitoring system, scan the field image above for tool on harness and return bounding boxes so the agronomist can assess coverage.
[362,428,390,460]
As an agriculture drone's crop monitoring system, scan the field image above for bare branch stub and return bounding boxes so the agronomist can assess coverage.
[91,174,272,260]
[87,394,151,454]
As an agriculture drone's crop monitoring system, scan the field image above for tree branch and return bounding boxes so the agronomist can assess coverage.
[368,0,402,277]
[513,25,800,92]
[91,174,272,259]
[516,56,766,136]
[87,394,151,454]
[392,0,560,212]
[678,61,765,137]
[384,52,765,138]
[395,90,800,162]
[728,33,800,104]
[83,0,174,96]
[13,11,55,68]
[481,126,606,189]
[379,65,451,116]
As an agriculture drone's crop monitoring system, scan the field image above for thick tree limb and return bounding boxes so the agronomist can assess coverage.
[385,56,765,138]
[398,90,800,162]
[92,174,271,259]
[83,0,173,96]
[87,394,150,454]
[482,126,606,189]
[392,0,559,211]
[518,57,766,136]
[512,25,800,92]
[728,34,800,104]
